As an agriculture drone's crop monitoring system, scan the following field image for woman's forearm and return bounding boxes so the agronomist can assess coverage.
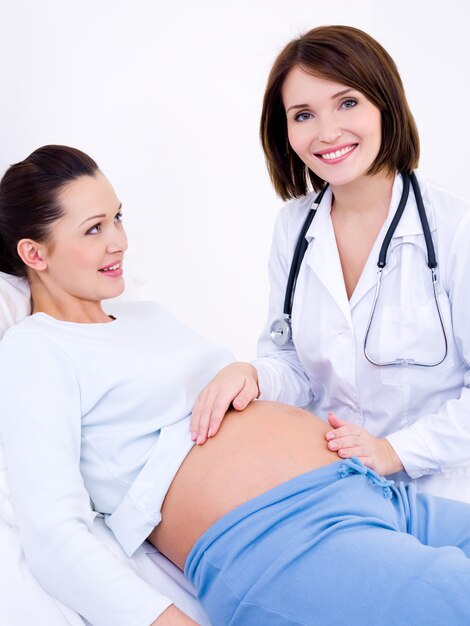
[151,604,200,625]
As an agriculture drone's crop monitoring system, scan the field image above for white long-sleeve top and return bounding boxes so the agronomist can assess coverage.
[253,173,470,501]
[0,301,233,625]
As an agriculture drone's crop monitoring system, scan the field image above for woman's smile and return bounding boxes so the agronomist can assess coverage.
[99,260,124,277]
[314,142,358,164]
[282,67,382,189]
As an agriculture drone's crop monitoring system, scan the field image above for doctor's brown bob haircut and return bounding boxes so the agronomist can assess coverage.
[260,25,420,200]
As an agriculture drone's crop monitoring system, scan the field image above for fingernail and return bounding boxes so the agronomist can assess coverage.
[325,432,334,440]
[208,428,214,437]
[233,401,241,409]
[196,435,204,445]
[328,441,338,450]
[191,432,197,441]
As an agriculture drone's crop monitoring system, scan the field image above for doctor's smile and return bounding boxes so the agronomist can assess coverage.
[283,68,382,188]
[314,142,358,163]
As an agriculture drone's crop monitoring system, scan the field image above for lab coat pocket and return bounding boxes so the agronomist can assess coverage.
[378,294,453,385]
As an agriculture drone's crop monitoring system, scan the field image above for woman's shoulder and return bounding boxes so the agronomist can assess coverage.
[1,313,46,342]
[272,190,323,242]
[419,174,470,224]
[277,191,318,220]
[0,316,72,376]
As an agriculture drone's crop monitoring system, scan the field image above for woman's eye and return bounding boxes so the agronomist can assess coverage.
[294,111,313,122]
[114,210,123,223]
[341,98,358,110]
[86,223,101,235]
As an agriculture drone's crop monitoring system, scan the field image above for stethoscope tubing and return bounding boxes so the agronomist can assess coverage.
[270,171,448,366]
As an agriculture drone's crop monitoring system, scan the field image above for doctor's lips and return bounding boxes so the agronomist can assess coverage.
[99,260,123,277]
[314,143,358,163]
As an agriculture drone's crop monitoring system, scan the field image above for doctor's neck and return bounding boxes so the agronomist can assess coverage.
[330,170,394,217]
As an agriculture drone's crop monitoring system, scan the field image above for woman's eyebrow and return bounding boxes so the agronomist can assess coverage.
[286,103,309,113]
[79,204,122,227]
[332,87,355,98]
[79,213,106,227]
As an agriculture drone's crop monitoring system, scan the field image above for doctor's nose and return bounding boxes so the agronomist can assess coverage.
[317,117,342,144]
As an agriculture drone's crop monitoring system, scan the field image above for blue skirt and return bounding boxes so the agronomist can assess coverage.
[185,458,470,625]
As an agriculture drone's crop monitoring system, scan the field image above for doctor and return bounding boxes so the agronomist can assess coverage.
[191,25,470,502]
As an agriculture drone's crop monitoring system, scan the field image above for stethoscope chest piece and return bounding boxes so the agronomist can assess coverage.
[270,316,292,346]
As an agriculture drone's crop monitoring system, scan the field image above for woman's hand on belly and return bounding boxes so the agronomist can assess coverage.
[151,604,200,625]
[152,401,340,569]
[325,412,404,475]
[190,361,259,444]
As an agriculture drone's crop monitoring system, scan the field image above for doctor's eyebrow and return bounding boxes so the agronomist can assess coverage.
[79,204,122,227]
[285,88,357,113]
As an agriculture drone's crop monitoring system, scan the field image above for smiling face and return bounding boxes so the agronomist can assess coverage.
[282,66,383,190]
[35,172,128,309]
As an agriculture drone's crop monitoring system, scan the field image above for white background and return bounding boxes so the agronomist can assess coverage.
[0,0,468,359]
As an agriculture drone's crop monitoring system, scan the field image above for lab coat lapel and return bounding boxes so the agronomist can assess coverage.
[304,189,353,326]
[348,224,398,310]
[347,176,403,310]
[349,173,435,310]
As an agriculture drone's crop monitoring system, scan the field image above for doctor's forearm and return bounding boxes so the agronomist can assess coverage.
[380,438,404,475]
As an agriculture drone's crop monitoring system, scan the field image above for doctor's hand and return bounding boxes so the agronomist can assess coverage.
[190,362,259,445]
[325,413,404,476]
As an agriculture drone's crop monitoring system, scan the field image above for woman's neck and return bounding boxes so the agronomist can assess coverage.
[330,171,395,217]
[29,277,111,324]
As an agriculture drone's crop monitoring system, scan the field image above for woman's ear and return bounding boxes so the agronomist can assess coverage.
[17,239,48,272]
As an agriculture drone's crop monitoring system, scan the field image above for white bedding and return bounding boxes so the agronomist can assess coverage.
[0,513,210,625]
[0,272,210,625]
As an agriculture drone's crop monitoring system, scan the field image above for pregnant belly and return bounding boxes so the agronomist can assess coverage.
[149,400,338,569]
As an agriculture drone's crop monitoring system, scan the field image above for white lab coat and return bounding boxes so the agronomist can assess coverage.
[254,173,470,502]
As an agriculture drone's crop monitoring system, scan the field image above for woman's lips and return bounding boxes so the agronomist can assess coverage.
[99,261,123,277]
[314,143,357,164]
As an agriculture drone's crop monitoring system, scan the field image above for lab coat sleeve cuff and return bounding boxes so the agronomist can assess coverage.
[386,428,440,479]
[252,357,313,408]
[254,358,275,401]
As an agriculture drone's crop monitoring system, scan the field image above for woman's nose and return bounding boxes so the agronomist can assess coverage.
[317,116,342,144]
[107,225,128,253]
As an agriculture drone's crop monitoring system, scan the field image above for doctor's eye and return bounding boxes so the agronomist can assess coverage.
[340,98,358,110]
[294,111,314,122]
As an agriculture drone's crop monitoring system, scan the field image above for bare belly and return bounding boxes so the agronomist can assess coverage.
[149,401,338,569]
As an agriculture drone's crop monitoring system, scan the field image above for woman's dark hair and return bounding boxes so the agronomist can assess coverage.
[260,25,420,199]
[0,145,99,277]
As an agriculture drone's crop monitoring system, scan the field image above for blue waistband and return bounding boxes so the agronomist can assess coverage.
[184,457,395,579]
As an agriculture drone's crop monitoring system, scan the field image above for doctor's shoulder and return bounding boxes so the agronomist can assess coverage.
[273,190,317,244]
[418,175,470,282]
[420,175,470,227]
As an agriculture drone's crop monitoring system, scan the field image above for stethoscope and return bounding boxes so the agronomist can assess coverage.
[269,171,448,367]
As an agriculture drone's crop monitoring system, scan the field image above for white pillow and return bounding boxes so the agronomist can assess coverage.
[0,272,31,524]
[0,272,31,340]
